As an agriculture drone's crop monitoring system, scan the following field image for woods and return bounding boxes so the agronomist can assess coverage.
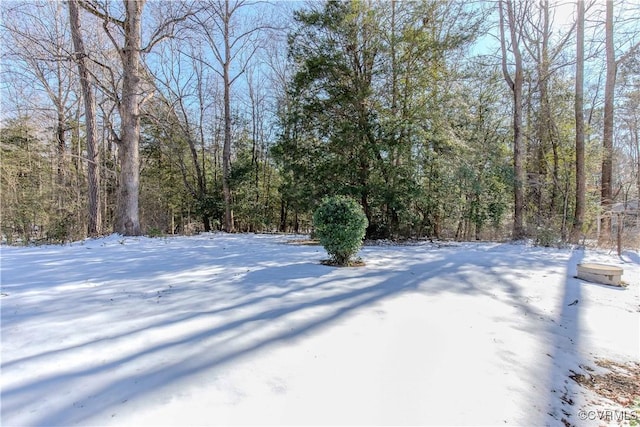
[1,0,639,246]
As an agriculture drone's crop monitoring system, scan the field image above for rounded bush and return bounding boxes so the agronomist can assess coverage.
[313,195,368,266]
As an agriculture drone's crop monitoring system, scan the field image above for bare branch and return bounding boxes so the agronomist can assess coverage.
[78,0,125,27]
[141,7,197,53]
[498,0,514,90]
[616,40,640,66]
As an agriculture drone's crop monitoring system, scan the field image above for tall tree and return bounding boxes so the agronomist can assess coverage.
[117,1,144,236]
[601,0,640,238]
[68,0,101,236]
[602,0,615,230]
[498,0,526,239]
[150,38,215,231]
[1,1,76,204]
[279,0,481,238]
[285,0,381,228]
[192,0,273,232]
[570,0,585,243]
[79,0,145,235]
[79,0,191,235]
[616,58,640,205]
[522,0,576,233]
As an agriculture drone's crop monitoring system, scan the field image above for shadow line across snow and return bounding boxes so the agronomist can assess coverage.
[0,235,581,426]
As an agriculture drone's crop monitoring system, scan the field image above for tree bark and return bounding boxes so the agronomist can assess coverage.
[601,0,615,237]
[222,0,234,232]
[195,60,211,232]
[56,106,66,191]
[499,0,526,239]
[115,0,144,236]
[69,0,102,236]
[570,0,585,243]
[636,124,640,204]
[534,0,550,226]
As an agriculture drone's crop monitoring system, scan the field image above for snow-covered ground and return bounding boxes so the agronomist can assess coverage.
[1,233,638,426]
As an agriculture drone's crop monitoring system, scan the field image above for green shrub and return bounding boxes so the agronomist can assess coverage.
[147,227,165,238]
[47,212,74,244]
[313,196,368,266]
[535,223,561,248]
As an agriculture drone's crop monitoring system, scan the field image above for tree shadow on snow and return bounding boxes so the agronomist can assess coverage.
[0,239,588,426]
[540,249,585,426]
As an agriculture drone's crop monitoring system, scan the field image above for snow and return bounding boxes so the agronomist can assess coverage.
[1,233,638,426]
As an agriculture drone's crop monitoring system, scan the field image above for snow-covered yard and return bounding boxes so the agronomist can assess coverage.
[1,233,638,426]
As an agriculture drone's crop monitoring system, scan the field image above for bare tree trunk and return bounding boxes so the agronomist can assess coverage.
[195,60,211,232]
[601,0,615,237]
[222,26,234,233]
[636,127,640,203]
[570,0,585,243]
[80,0,193,235]
[390,0,399,169]
[115,0,144,236]
[499,0,526,239]
[247,70,261,208]
[194,0,270,232]
[69,0,102,236]
[279,199,287,232]
[219,0,235,232]
[534,0,550,226]
[56,106,66,190]
[54,2,67,205]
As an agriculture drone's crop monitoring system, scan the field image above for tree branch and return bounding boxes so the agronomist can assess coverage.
[498,0,514,90]
[78,0,125,26]
[616,40,640,66]
[141,9,197,54]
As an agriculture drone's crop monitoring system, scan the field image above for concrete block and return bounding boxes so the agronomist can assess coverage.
[577,263,623,286]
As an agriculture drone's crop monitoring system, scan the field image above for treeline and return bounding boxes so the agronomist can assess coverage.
[0,0,638,245]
